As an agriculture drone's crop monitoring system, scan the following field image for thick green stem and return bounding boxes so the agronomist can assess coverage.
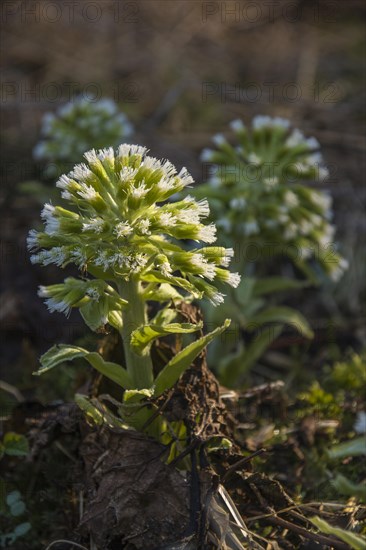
[118,278,154,389]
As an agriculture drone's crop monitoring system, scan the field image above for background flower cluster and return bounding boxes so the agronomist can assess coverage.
[196,117,348,281]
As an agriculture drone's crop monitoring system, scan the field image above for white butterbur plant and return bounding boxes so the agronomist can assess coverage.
[194,117,348,386]
[33,97,133,178]
[198,116,348,281]
[28,144,239,433]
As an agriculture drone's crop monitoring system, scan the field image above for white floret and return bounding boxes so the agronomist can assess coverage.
[263,177,278,188]
[44,298,71,315]
[27,229,40,251]
[230,197,247,210]
[84,148,99,164]
[178,167,194,187]
[33,142,47,160]
[252,115,271,130]
[221,248,234,267]
[97,147,115,162]
[230,119,245,132]
[177,208,200,225]
[82,218,104,233]
[38,247,67,266]
[313,191,332,211]
[247,152,261,166]
[41,204,59,235]
[86,287,101,301]
[131,183,147,199]
[41,203,55,221]
[114,222,133,238]
[37,285,50,298]
[354,411,366,434]
[118,144,148,159]
[212,133,226,146]
[285,129,305,148]
[95,251,112,271]
[136,219,151,235]
[209,291,225,306]
[160,261,172,277]
[160,159,177,178]
[70,248,87,268]
[142,156,161,171]
[56,174,72,190]
[119,167,138,182]
[97,98,118,115]
[318,166,329,182]
[200,148,214,162]
[306,136,320,150]
[284,223,298,240]
[284,190,299,208]
[69,164,92,181]
[77,183,98,201]
[241,220,259,236]
[158,212,177,227]
[197,199,210,218]
[157,177,175,193]
[198,224,217,243]
[329,257,349,282]
[191,254,216,280]
[227,272,241,288]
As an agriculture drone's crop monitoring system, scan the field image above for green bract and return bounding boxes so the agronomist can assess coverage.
[33,97,133,177]
[28,144,239,404]
[196,116,348,281]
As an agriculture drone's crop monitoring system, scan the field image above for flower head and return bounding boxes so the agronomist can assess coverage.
[28,144,240,308]
[196,116,347,280]
[33,96,134,177]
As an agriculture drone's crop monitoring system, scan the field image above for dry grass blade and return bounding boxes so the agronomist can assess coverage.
[45,540,90,550]
[207,484,264,549]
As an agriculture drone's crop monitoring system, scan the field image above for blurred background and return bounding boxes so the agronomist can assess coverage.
[1,0,365,397]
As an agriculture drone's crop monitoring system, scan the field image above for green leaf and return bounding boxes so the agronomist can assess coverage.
[119,388,157,433]
[74,394,105,426]
[332,473,366,502]
[10,499,26,517]
[36,345,90,373]
[151,306,177,325]
[131,322,202,356]
[141,271,202,298]
[79,297,124,332]
[36,345,133,389]
[13,522,31,537]
[107,310,123,331]
[240,298,265,321]
[294,258,322,286]
[3,433,29,457]
[235,277,256,306]
[123,388,154,404]
[309,516,366,550]
[248,306,313,339]
[253,277,309,297]
[221,325,283,386]
[154,320,231,396]
[142,283,183,302]
[79,300,108,332]
[75,394,129,429]
[328,437,366,459]
[6,491,21,507]
[242,325,284,371]
[206,437,233,453]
